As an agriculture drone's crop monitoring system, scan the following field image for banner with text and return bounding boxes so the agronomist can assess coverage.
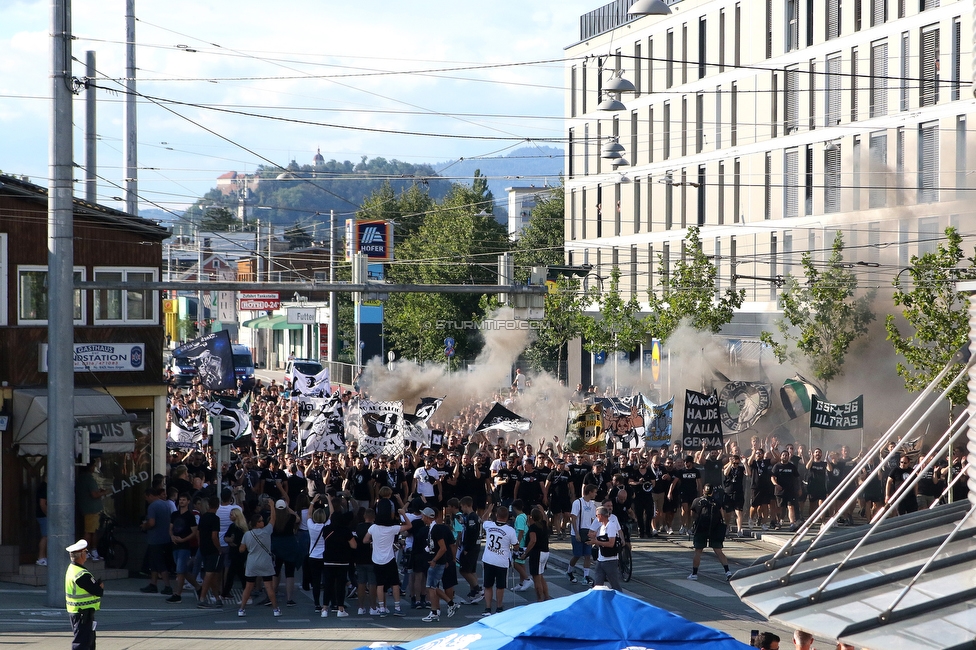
[683,389,724,449]
[810,395,864,430]
[565,402,605,453]
[643,396,674,446]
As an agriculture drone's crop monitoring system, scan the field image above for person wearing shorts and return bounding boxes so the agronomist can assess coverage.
[568,485,598,584]
[688,486,732,582]
[364,509,413,617]
[522,506,550,601]
[353,508,377,614]
[420,507,459,622]
[238,510,281,617]
[481,506,519,617]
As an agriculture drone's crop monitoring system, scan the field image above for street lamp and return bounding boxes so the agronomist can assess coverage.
[628,0,673,15]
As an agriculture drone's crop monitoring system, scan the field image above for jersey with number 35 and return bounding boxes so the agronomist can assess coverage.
[481,521,519,568]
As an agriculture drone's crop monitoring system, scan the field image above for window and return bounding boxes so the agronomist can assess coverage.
[826,54,842,125]
[850,48,859,122]
[680,169,688,227]
[900,32,909,111]
[0,234,6,325]
[631,110,639,165]
[764,153,772,219]
[785,66,799,133]
[786,0,799,51]
[630,247,638,299]
[681,96,688,156]
[699,17,707,79]
[666,30,674,89]
[867,223,880,284]
[735,4,742,66]
[825,143,841,213]
[696,93,704,153]
[663,102,671,159]
[698,166,707,225]
[872,0,887,25]
[870,41,888,117]
[718,161,726,224]
[568,128,575,178]
[896,126,905,188]
[665,175,674,229]
[584,123,590,175]
[809,60,817,129]
[783,230,793,279]
[854,0,862,31]
[827,0,841,40]
[596,121,602,174]
[921,0,939,11]
[634,178,642,232]
[920,26,940,106]
[784,149,799,218]
[731,83,738,145]
[772,72,779,137]
[635,42,642,96]
[571,66,577,117]
[582,59,588,114]
[682,23,688,84]
[918,217,940,255]
[596,185,603,237]
[649,106,655,163]
[869,131,888,208]
[918,121,939,203]
[806,0,814,45]
[570,190,577,240]
[716,88,723,148]
[951,18,961,101]
[853,136,861,210]
[648,38,654,93]
[734,158,741,222]
[766,0,773,58]
[94,268,157,323]
[957,116,967,199]
[614,182,622,236]
[720,10,726,71]
[805,145,814,214]
[18,266,85,324]
[581,188,587,238]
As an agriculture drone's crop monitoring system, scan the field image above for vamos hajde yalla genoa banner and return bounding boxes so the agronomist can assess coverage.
[683,389,724,450]
[810,395,864,430]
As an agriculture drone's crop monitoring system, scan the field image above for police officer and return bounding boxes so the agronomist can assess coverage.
[65,539,103,650]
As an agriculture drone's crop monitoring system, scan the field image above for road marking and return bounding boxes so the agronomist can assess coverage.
[666,579,736,597]
[276,618,310,623]
[151,621,183,626]
[214,620,241,625]
[367,622,401,630]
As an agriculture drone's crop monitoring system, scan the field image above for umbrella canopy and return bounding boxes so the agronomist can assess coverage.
[356,588,752,650]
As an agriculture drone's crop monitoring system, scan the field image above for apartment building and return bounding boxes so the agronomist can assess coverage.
[564,0,973,347]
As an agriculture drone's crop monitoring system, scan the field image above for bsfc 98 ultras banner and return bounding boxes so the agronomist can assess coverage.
[809,395,864,430]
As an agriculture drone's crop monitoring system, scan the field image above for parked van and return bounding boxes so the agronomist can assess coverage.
[232,344,256,387]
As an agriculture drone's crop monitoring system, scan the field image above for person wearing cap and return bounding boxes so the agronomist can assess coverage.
[420,507,459,622]
[583,459,610,501]
[65,539,103,650]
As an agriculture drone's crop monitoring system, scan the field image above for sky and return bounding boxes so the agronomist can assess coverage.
[0,0,597,214]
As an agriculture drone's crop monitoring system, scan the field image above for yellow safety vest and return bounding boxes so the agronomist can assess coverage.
[65,563,101,613]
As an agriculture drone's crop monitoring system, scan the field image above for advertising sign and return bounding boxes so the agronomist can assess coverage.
[287,307,316,324]
[351,220,394,261]
[40,343,146,373]
[319,325,329,359]
[238,292,280,311]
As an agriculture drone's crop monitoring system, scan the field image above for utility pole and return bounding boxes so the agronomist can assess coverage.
[85,50,96,204]
[328,210,338,365]
[123,0,138,216]
[48,0,75,608]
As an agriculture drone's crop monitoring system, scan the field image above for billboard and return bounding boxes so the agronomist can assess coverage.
[346,219,394,261]
[238,292,280,311]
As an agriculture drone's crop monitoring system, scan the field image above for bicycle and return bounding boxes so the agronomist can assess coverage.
[96,513,129,570]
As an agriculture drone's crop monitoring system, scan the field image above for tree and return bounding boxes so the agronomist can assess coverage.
[284,224,313,249]
[645,225,745,341]
[512,186,565,283]
[580,267,647,370]
[523,276,588,379]
[198,206,237,232]
[885,227,976,411]
[760,231,875,391]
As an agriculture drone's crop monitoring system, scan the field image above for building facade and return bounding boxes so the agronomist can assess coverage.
[564,0,974,354]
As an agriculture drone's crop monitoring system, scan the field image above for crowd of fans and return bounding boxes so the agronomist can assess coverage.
[147,372,968,623]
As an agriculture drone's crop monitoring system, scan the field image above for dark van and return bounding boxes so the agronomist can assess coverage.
[170,344,255,387]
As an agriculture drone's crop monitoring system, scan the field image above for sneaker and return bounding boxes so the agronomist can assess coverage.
[467,589,484,604]
[393,606,404,617]
[422,611,440,622]
[35,558,47,566]
[567,572,578,584]
[517,580,532,592]
[448,602,460,618]
[160,586,173,595]
[238,609,246,617]
[369,608,380,616]
[140,584,158,594]
[495,606,504,613]
[357,608,366,615]
[379,607,389,618]
[411,601,423,610]
[165,594,182,604]
[273,608,281,617]
[687,573,698,581]
[320,608,328,618]
[482,609,492,618]
[583,577,594,586]
[286,600,296,608]
[761,523,769,531]
[314,606,322,613]
[336,610,349,618]
[726,571,734,581]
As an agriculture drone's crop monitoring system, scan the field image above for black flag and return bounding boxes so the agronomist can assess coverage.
[682,389,724,449]
[174,331,235,391]
[475,403,531,434]
[810,395,863,430]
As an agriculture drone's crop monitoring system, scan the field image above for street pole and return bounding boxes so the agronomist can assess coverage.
[123,0,137,216]
[328,210,337,365]
[84,50,96,204]
[48,0,75,608]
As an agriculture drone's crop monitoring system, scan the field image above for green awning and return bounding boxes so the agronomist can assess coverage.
[243,314,303,330]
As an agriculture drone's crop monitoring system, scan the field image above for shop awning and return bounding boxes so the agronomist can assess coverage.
[12,388,135,456]
[243,314,302,330]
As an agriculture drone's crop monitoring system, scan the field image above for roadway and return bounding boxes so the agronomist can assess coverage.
[0,530,808,648]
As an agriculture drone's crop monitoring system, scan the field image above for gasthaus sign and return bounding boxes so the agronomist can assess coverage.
[39,343,146,372]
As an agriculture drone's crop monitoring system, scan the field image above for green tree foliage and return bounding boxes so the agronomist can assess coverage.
[284,224,313,250]
[385,179,509,363]
[885,227,976,409]
[523,277,588,379]
[645,225,745,340]
[581,267,647,357]
[198,207,237,232]
[357,182,436,242]
[760,231,875,390]
[512,186,565,284]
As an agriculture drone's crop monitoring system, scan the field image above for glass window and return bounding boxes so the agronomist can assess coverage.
[95,271,123,321]
[19,267,83,323]
[93,268,157,324]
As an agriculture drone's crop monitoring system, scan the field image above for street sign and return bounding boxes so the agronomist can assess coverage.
[239,292,280,311]
[445,346,455,358]
[286,307,316,324]
[444,337,455,348]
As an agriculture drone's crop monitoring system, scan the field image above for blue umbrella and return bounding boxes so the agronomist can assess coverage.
[355,588,753,650]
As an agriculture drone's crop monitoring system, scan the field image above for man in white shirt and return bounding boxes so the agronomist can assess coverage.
[567,484,598,585]
[413,457,441,505]
[480,506,519,617]
[590,506,623,590]
[363,509,413,617]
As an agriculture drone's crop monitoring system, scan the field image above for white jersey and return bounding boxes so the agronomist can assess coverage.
[481,520,519,568]
[571,497,597,532]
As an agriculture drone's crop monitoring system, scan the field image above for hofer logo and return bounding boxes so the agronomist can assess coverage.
[356,220,393,260]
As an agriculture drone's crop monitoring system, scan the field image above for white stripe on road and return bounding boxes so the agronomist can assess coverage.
[666,579,736,597]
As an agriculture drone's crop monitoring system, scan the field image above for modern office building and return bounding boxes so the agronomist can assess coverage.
[563,0,973,359]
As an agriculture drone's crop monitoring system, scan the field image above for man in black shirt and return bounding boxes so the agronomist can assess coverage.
[568,454,592,498]
[770,450,800,530]
[669,456,702,535]
[167,493,199,603]
[493,456,520,508]
[196,496,224,608]
[515,459,545,509]
[722,455,746,534]
[546,459,574,537]
[583,460,611,501]
[457,497,483,603]
[886,455,918,515]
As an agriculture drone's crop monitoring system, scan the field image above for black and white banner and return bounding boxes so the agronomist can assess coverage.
[683,389,724,449]
[174,331,236,391]
[810,395,863,430]
[202,394,252,441]
[718,381,771,433]
[167,413,205,449]
[402,397,445,445]
[599,395,647,450]
[346,399,406,456]
[475,402,531,435]
[298,392,345,455]
[290,367,331,400]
